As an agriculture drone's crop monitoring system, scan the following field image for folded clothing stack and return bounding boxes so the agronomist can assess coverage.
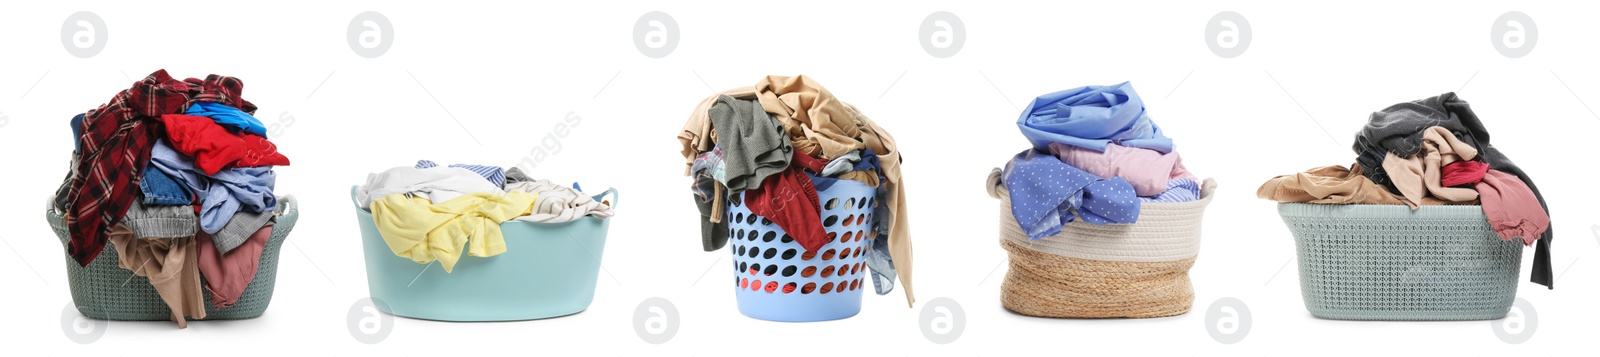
[1001,82,1203,238]
[52,69,290,328]
[993,82,1214,318]
[357,162,614,273]
[1257,92,1553,289]
[678,75,914,307]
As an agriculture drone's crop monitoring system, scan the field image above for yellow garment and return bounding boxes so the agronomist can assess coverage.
[370,191,538,272]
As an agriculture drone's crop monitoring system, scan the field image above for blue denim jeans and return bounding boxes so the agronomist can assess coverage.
[140,164,194,205]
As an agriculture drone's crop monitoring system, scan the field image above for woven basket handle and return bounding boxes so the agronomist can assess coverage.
[985,168,1004,199]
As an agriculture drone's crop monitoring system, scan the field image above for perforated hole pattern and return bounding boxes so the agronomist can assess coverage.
[725,191,873,296]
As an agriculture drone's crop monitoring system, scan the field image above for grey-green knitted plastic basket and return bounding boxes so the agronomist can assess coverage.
[46,196,298,321]
[1276,203,1521,321]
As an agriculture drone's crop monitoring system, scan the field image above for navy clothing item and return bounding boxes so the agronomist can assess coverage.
[139,163,194,205]
[70,113,85,148]
[1002,149,1141,240]
[1353,92,1553,289]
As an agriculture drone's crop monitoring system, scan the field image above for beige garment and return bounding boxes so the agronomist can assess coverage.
[679,87,758,175]
[1257,164,1473,207]
[107,225,206,328]
[754,75,865,160]
[844,103,914,307]
[1382,126,1480,207]
[677,76,915,307]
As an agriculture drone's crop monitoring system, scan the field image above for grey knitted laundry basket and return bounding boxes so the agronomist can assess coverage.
[1277,203,1521,321]
[46,196,298,321]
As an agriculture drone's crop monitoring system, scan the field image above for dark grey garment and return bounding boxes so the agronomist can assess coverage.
[1352,92,1553,289]
[210,208,275,254]
[120,200,198,239]
[708,95,792,192]
[694,192,729,252]
[505,167,534,185]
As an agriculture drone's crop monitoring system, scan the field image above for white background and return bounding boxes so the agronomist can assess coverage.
[1,1,1596,355]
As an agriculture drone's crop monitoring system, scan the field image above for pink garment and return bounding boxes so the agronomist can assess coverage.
[1382,126,1480,208]
[196,225,272,309]
[1476,170,1548,246]
[1049,142,1195,196]
[1441,160,1489,187]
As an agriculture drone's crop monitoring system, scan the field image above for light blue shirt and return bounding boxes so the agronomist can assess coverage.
[1016,82,1174,154]
[149,139,277,234]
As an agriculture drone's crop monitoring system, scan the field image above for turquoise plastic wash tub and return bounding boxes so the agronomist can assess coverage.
[724,178,875,322]
[352,186,615,322]
[1277,203,1522,321]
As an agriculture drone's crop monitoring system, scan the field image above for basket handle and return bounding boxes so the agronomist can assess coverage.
[985,168,1004,199]
[350,185,364,209]
[278,194,298,217]
[591,187,619,209]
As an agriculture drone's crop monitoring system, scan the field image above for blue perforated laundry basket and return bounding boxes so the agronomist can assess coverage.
[351,186,615,322]
[1277,203,1522,321]
[725,178,875,322]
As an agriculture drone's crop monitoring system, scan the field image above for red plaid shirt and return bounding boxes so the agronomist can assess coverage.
[55,69,256,266]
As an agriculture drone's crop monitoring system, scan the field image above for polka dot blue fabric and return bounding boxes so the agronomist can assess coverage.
[1002,149,1141,240]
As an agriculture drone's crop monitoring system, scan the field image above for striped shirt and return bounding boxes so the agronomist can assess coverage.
[415,160,505,188]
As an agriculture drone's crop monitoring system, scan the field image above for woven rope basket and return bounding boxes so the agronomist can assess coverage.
[1276,203,1521,321]
[987,170,1215,318]
[46,196,298,321]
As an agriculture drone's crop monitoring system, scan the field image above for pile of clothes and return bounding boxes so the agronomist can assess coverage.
[677,75,914,306]
[53,69,289,327]
[1000,82,1203,239]
[1258,93,1553,289]
[357,162,614,273]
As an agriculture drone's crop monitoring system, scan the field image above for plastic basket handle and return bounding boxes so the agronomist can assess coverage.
[277,194,298,217]
[592,187,619,209]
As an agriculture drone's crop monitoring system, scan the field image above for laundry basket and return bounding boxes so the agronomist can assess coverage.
[46,195,298,321]
[725,178,875,322]
[987,171,1215,318]
[352,186,616,322]
[1276,203,1522,321]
